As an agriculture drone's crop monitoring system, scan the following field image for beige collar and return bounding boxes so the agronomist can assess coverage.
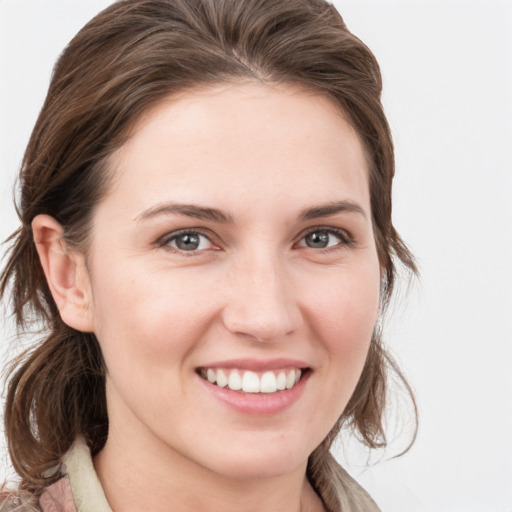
[61,437,112,512]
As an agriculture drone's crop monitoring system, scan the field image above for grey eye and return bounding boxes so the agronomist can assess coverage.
[300,230,344,249]
[164,232,213,252]
[305,231,329,248]
[174,233,201,250]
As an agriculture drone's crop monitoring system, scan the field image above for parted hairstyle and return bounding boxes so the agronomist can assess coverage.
[0,0,417,510]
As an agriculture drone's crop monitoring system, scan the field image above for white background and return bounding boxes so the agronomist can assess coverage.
[1,1,511,511]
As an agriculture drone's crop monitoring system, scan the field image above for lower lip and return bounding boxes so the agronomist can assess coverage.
[199,371,310,416]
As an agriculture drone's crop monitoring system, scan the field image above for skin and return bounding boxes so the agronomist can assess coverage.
[33,82,381,512]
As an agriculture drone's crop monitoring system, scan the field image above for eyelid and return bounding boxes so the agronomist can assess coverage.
[294,225,354,249]
[156,227,220,253]
[155,225,354,254]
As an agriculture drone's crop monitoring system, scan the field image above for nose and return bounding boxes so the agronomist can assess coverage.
[221,253,302,343]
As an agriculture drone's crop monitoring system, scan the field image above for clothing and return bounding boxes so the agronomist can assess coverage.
[39,439,111,512]
[37,438,380,512]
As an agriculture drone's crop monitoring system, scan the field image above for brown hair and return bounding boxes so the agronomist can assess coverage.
[1,0,417,509]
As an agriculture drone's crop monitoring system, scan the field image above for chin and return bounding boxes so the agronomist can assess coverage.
[196,436,311,481]
[212,454,305,481]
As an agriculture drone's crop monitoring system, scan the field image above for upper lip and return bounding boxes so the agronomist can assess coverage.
[198,358,310,371]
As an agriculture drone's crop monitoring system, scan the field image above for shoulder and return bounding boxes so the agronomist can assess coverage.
[39,477,76,512]
[309,451,381,512]
[1,476,75,512]
[0,490,41,512]
[1,437,106,512]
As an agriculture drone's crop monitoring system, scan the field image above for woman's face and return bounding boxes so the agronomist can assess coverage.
[85,82,381,479]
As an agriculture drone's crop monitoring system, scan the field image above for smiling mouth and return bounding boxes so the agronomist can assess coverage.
[198,367,308,394]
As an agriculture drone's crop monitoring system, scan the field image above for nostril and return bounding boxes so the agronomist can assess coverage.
[221,306,299,343]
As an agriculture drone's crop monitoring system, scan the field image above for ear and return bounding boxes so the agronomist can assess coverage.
[32,214,95,332]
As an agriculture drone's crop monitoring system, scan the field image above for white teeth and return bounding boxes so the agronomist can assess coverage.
[242,371,260,393]
[285,370,296,389]
[201,368,304,393]
[276,371,287,391]
[228,371,242,390]
[260,371,277,393]
[216,369,228,388]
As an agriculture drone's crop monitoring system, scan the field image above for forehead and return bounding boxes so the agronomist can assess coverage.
[104,82,370,219]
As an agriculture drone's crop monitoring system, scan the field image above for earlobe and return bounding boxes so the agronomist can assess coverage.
[32,214,95,332]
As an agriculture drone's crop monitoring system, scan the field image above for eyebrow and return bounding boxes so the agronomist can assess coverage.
[299,200,368,221]
[136,203,233,223]
[136,199,367,223]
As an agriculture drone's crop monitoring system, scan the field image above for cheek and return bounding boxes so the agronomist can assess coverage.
[308,263,379,329]
[88,258,216,383]
[286,263,381,444]
[302,263,380,375]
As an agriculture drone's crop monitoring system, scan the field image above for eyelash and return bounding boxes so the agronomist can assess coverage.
[157,228,217,255]
[156,226,354,255]
[296,226,354,252]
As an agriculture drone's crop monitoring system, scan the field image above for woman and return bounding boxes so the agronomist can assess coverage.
[0,0,417,510]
